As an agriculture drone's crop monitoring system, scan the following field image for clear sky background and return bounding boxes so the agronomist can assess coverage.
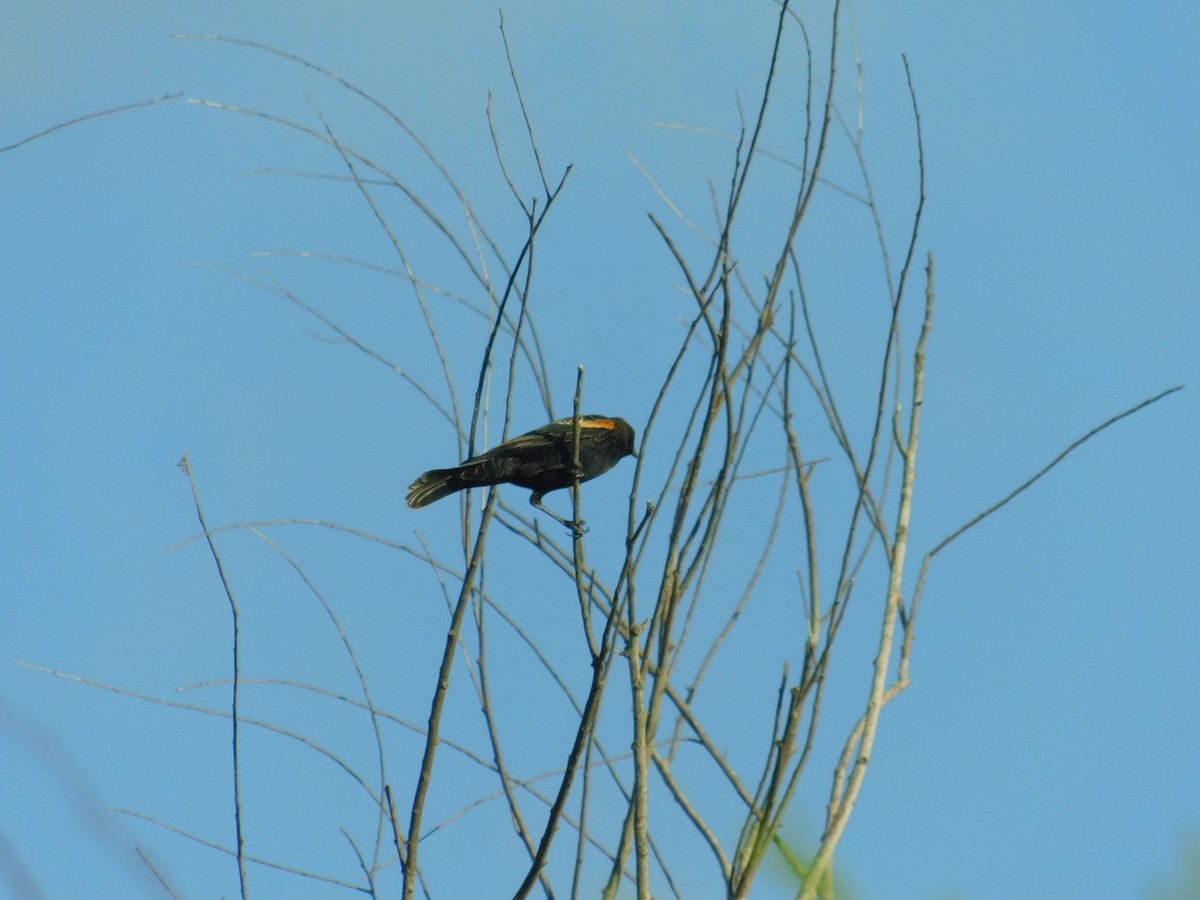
[3,2,1197,899]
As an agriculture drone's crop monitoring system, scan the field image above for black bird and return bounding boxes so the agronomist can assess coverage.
[406,415,636,534]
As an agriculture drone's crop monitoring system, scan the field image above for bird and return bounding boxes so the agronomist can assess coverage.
[406,415,636,535]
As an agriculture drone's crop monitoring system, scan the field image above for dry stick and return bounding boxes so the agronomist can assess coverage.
[514,598,624,898]
[473,581,554,898]
[419,742,638,849]
[177,453,248,899]
[487,86,527,214]
[466,167,570,454]
[572,737,595,900]
[848,54,930,566]
[402,196,555,900]
[744,373,833,883]
[24,664,384,800]
[937,384,1182,562]
[185,97,494,297]
[651,749,732,881]
[135,846,184,900]
[843,51,928,561]
[183,673,498,778]
[633,229,714,496]
[166,516,406,553]
[629,592,652,900]
[625,326,729,893]
[421,537,592,715]
[401,211,543,891]
[482,593,762,816]
[734,686,805,896]
[741,357,840,887]
[384,786,406,878]
[734,38,916,881]
[421,742,678,889]
[702,0,838,682]
[760,0,839,320]
[736,667,791,872]
[492,187,549,520]
[250,529,393,875]
[413,528,660,870]
[170,35,508,263]
[639,32,771,696]
[627,150,717,246]
[202,264,458,430]
[403,521,490,899]
[569,369,601,657]
[489,30,592,891]
[33,669,417,890]
[781,296,822,679]
[801,255,935,900]
[0,93,182,154]
[420,187,564,900]
[228,44,556,427]
[670,301,763,612]
[607,2,827,884]
[784,251,889,546]
[604,348,715,892]
[725,0,791,227]
[495,528,782,886]
[482,513,696,897]
[499,12,551,197]
[645,271,729,676]
[458,364,549,897]
[463,180,552,897]
[669,460,789,765]
[894,56,928,328]
[670,325,786,672]
[467,20,564,557]
[254,242,548,418]
[643,366,763,889]
[115,809,366,892]
[626,219,711,518]
[759,660,832,873]
[173,33,516,329]
[341,829,377,896]
[562,747,683,897]
[408,729,668,849]
[488,2,558,448]
[504,422,671,892]
[683,1,846,892]
[660,359,792,772]
[770,22,913,807]
[900,381,1184,650]
[731,329,810,890]
[309,97,464,454]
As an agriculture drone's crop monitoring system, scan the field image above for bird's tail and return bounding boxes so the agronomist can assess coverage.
[405,467,469,508]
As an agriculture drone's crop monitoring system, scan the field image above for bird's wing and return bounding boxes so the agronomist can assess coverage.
[459,417,613,467]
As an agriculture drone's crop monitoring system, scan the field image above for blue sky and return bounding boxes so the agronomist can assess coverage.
[3,2,1197,898]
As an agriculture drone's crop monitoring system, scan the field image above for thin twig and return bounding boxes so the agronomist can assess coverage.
[177,452,248,899]
[499,11,551,196]
[250,528,393,874]
[0,93,182,154]
[115,809,368,893]
[931,384,1184,560]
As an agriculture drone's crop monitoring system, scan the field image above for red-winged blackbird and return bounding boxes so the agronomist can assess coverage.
[406,415,636,534]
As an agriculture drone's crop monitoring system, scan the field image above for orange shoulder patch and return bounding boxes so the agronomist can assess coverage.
[579,416,617,430]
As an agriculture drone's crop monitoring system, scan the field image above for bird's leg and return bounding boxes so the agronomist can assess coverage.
[529,493,587,538]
